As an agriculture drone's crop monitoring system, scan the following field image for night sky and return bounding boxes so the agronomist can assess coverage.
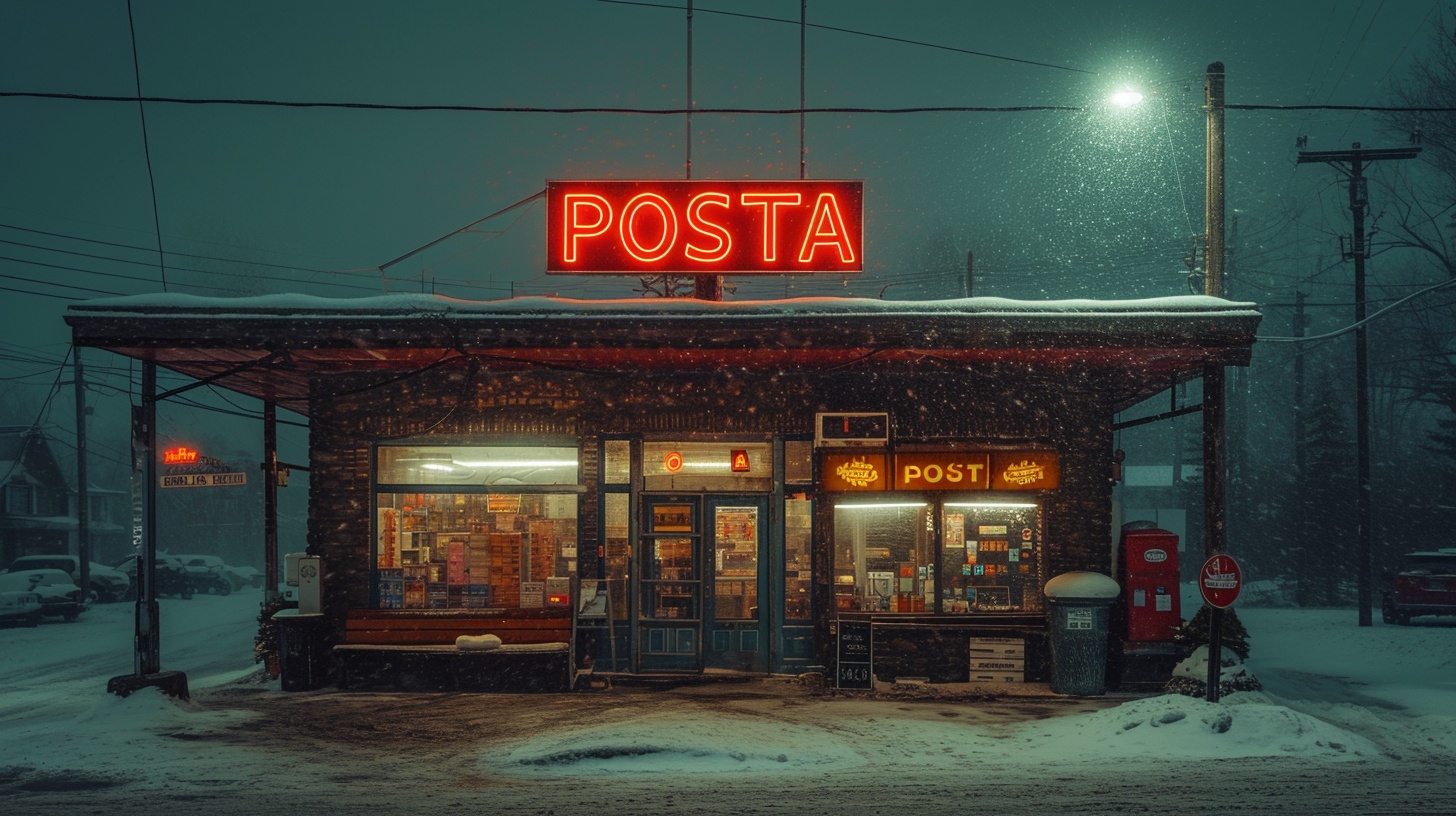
[0,0,1444,505]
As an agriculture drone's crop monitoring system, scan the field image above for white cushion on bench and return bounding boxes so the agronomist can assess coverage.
[456,634,503,651]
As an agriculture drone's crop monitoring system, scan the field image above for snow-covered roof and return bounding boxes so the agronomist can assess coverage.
[65,293,1261,417]
[68,292,1259,321]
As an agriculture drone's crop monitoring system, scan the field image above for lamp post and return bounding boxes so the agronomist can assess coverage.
[1203,61,1227,566]
[1112,63,1228,561]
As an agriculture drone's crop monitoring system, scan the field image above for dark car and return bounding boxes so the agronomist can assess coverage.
[3,555,131,603]
[115,555,195,600]
[1382,549,1456,625]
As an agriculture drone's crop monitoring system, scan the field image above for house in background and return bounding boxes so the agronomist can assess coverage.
[0,425,76,567]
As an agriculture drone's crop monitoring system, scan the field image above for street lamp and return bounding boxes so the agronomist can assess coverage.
[1110,89,1144,108]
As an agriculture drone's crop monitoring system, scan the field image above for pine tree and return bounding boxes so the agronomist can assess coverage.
[1300,381,1357,606]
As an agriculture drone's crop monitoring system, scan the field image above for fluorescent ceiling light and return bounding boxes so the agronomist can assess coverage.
[452,460,578,468]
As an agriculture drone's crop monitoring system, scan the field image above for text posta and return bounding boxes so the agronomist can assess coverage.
[546,180,863,274]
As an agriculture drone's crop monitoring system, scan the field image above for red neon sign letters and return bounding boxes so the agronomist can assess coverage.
[546,180,863,274]
[164,446,199,465]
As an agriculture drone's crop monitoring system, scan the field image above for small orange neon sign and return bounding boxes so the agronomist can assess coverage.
[730,450,750,472]
[547,180,863,274]
[664,452,684,473]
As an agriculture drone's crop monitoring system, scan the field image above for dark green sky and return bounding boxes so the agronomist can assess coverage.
[0,0,1443,483]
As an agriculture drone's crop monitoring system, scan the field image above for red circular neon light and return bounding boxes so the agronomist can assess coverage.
[664,452,684,473]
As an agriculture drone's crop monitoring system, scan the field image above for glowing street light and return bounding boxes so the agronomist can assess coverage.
[1110,89,1144,108]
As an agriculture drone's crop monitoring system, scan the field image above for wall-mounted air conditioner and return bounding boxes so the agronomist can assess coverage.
[814,412,889,448]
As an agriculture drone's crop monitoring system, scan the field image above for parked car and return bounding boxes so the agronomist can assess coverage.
[1382,549,1456,625]
[2,555,131,603]
[114,555,195,599]
[172,555,249,593]
[0,569,85,621]
[0,584,43,628]
[230,565,265,589]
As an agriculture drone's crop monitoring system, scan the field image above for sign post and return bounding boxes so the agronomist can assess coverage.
[1198,553,1242,703]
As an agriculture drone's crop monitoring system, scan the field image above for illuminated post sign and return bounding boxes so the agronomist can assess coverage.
[164,446,199,465]
[546,180,864,274]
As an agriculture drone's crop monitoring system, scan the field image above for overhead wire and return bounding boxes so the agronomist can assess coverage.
[125,0,166,292]
[592,0,1095,75]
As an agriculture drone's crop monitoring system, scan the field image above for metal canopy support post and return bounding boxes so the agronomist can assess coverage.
[108,357,188,698]
[264,401,279,604]
[138,361,160,675]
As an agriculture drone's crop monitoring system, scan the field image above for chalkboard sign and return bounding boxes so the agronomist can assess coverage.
[836,619,873,689]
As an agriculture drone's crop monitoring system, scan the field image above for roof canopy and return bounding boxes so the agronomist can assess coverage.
[66,293,1261,417]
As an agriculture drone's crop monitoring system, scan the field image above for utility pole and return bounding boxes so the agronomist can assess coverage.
[1292,292,1308,606]
[1202,60,1228,704]
[1297,142,1421,626]
[73,350,91,600]
[1203,61,1227,559]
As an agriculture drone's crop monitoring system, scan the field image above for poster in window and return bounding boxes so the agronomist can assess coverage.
[653,504,693,532]
[488,495,521,514]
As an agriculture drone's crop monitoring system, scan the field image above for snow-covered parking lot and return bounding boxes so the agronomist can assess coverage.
[1,594,1453,815]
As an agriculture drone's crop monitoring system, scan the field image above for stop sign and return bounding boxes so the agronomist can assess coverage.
[1200,553,1243,608]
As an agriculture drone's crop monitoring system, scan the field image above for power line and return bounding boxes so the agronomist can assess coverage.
[0,221,351,275]
[125,0,166,293]
[0,93,1083,114]
[1260,275,1456,342]
[593,0,1095,75]
[0,237,380,294]
[0,268,126,297]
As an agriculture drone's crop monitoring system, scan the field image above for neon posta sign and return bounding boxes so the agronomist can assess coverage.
[546,180,863,274]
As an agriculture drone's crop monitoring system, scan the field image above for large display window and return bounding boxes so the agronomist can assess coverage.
[832,494,1041,614]
[373,444,579,610]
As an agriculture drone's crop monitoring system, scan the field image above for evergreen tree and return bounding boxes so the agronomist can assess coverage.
[1299,382,1357,606]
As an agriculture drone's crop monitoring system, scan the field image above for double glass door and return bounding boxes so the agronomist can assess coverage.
[638,494,769,672]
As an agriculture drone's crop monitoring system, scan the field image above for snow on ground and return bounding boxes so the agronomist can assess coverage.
[1,590,1453,811]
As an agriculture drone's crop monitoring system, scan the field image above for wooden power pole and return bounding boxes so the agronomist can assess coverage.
[1296,142,1421,626]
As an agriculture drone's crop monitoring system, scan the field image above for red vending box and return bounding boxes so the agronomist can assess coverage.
[1120,526,1181,642]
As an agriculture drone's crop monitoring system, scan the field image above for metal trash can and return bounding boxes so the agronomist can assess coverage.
[1044,572,1120,695]
[274,610,328,692]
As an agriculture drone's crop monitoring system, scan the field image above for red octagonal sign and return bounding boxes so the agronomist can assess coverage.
[1199,553,1243,609]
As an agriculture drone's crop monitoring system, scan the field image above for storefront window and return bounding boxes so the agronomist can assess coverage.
[643,538,697,619]
[643,441,772,492]
[832,502,934,613]
[940,500,1039,613]
[374,444,579,610]
[603,440,631,484]
[713,505,759,619]
[603,492,630,622]
[830,496,1041,615]
[377,445,578,486]
[784,497,813,619]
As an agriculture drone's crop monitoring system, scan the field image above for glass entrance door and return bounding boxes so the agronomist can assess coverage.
[706,496,769,671]
[638,496,702,671]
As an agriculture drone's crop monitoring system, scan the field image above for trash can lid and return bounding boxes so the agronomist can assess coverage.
[1044,571,1120,600]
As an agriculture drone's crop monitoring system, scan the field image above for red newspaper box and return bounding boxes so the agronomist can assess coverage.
[1119,526,1182,642]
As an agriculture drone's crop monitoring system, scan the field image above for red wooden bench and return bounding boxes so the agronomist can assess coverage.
[333,608,576,692]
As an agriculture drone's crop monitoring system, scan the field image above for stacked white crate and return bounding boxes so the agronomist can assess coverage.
[969,636,1025,683]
